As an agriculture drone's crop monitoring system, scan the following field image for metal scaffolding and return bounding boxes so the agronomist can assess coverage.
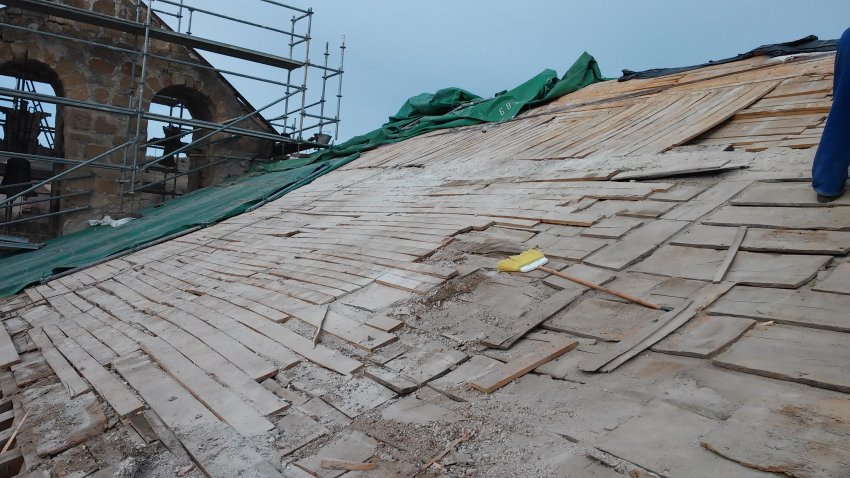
[0,0,345,238]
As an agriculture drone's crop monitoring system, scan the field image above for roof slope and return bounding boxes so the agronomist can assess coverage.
[1,51,847,477]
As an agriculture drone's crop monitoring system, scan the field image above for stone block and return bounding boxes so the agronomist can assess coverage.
[84,143,109,158]
[9,41,28,61]
[92,0,118,15]
[93,87,110,104]
[88,57,115,76]
[0,42,12,61]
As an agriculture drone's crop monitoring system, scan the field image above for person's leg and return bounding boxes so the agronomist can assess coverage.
[812,27,850,198]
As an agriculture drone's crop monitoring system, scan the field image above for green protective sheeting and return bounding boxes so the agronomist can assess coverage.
[0,52,605,298]
[0,155,355,298]
[255,51,605,171]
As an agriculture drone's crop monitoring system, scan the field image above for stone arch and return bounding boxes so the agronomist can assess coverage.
[153,84,214,123]
[0,59,65,155]
[140,84,217,202]
[0,59,64,97]
[0,59,65,239]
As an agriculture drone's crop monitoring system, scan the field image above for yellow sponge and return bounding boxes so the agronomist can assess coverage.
[496,249,548,272]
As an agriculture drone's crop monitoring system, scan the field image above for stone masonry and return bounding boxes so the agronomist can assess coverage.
[0,0,279,236]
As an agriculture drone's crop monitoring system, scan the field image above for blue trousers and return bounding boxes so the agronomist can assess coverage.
[812,28,850,196]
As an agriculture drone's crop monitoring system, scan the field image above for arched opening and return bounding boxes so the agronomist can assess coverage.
[0,60,65,243]
[140,85,213,207]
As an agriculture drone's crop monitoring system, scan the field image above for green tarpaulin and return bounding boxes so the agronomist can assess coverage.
[0,156,355,298]
[0,52,605,298]
[257,51,604,171]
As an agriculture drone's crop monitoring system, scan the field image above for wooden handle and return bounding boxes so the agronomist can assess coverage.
[1,409,29,454]
[538,265,662,310]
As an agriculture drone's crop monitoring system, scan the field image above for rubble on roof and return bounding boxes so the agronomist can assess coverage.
[0,51,847,477]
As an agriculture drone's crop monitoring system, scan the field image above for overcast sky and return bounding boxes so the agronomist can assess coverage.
[164,1,850,142]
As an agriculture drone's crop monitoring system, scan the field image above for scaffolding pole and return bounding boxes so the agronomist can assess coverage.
[126,0,155,210]
[0,140,134,208]
[335,38,346,139]
[0,0,346,234]
[120,0,145,210]
[138,93,292,172]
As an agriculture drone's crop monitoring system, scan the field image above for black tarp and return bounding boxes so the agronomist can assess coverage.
[619,35,837,82]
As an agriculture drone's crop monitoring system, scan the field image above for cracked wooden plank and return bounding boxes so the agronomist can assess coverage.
[0,319,19,369]
[583,219,689,271]
[52,335,144,418]
[713,324,850,393]
[662,181,752,221]
[611,158,733,181]
[596,400,778,478]
[296,430,377,478]
[649,183,710,202]
[582,282,733,372]
[812,262,850,295]
[651,314,756,358]
[27,328,90,398]
[115,355,283,477]
[580,216,645,239]
[384,344,467,386]
[701,396,850,478]
[631,245,831,288]
[732,181,850,207]
[470,338,576,393]
[544,298,662,342]
[703,205,850,230]
[707,286,850,332]
[671,224,850,254]
[480,288,585,350]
